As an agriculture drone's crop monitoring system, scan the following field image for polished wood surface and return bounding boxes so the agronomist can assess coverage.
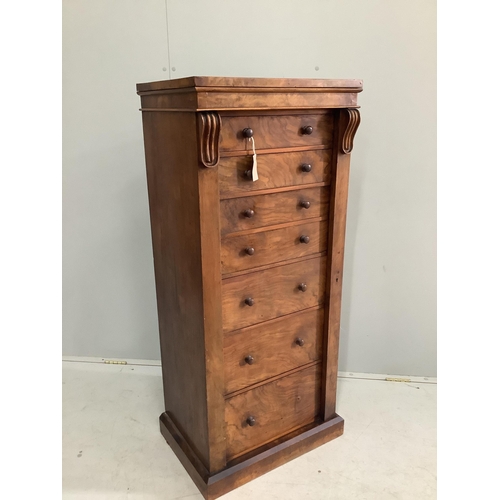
[139,90,359,112]
[160,411,344,500]
[321,108,359,421]
[220,251,327,280]
[218,149,331,197]
[141,112,212,468]
[220,186,329,235]
[222,256,326,332]
[225,364,321,459]
[220,114,333,151]
[137,76,363,92]
[220,219,328,274]
[198,164,226,469]
[223,307,324,394]
[138,76,361,499]
[137,77,362,112]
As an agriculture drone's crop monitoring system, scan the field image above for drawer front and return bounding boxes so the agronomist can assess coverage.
[225,364,321,459]
[224,308,324,394]
[221,220,328,275]
[222,256,326,333]
[220,114,333,151]
[218,149,332,197]
[220,187,329,236]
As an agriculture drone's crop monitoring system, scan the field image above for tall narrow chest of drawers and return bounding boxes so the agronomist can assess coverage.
[137,76,362,499]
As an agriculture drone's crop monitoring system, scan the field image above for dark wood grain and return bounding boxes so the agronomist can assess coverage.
[225,364,321,460]
[197,112,221,167]
[221,251,327,280]
[210,415,344,499]
[220,181,329,200]
[225,360,321,399]
[140,92,359,112]
[137,76,363,92]
[139,76,361,499]
[218,149,331,197]
[138,91,198,111]
[220,186,330,236]
[321,109,359,421]
[220,114,333,151]
[224,308,324,393]
[198,164,226,470]
[223,414,343,469]
[220,144,332,159]
[137,77,362,112]
[221,256,326,333]
[141,111,211,468]
[160,411,344,500]
[159,412,210,492]
[221,220,328,274]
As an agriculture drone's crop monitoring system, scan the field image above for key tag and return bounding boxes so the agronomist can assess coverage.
[249,136,258,181]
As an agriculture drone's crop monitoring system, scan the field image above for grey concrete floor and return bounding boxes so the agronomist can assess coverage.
[62,361,436,499]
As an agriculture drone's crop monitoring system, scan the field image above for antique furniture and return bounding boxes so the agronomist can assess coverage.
[136,76,362,499]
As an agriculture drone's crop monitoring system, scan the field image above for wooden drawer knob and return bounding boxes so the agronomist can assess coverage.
[242,128,254,138]
[244,355,255,365]
[244,169,253,180]
[244,297,255,306]
[301,163,312,173]
[245,247,255,255]
[299,200,311,209]
[295,338,305,347]
[243,209,255,218]
[299,235,310,244]
[302,125,313,135]
[246,416,256,426]
[298,283,307,292]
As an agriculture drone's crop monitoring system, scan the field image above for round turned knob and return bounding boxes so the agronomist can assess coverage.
[244,169,253,180]
[242,128,254,138]
[245,355,255,365]
[295,338,305,347]
[245,247,255,255]
[301,163,312,173]
[244,297,255,306]
[299,235,310,244]
[246,416,256,426]
[302,125,313,135]
[299,200,311,209]
[298,283,307,292]
[243,209,255,218]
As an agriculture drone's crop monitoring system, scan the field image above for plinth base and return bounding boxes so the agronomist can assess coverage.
[159,412,344,499]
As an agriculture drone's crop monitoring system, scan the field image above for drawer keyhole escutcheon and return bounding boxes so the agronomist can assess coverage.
[301,163,312,172]
[295,338,305,347]
[246,416,256,427]
[243,209,255,218]
[299,200,311,209]
[298,283,307,292]
[244,297,255,306]
[299,235,310,244]
[244,355,255,365]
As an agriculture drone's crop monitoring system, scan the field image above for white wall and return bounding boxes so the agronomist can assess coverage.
[63,0,436,376]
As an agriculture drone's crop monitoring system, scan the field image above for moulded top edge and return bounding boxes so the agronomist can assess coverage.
[136,76,363,94]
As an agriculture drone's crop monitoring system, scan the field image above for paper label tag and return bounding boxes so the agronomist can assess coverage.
[252,153,258,181]
[250,137,258,181]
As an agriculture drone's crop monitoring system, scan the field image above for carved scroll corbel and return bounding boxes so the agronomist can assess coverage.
[341,108,361,154]
[197,112,221,167]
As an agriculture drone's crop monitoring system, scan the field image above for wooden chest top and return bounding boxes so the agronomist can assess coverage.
[137,76,363,111]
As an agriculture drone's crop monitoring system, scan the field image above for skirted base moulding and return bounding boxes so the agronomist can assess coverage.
[159,412,345,500]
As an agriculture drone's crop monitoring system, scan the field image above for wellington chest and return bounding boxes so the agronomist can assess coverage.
[136,76,362,499]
